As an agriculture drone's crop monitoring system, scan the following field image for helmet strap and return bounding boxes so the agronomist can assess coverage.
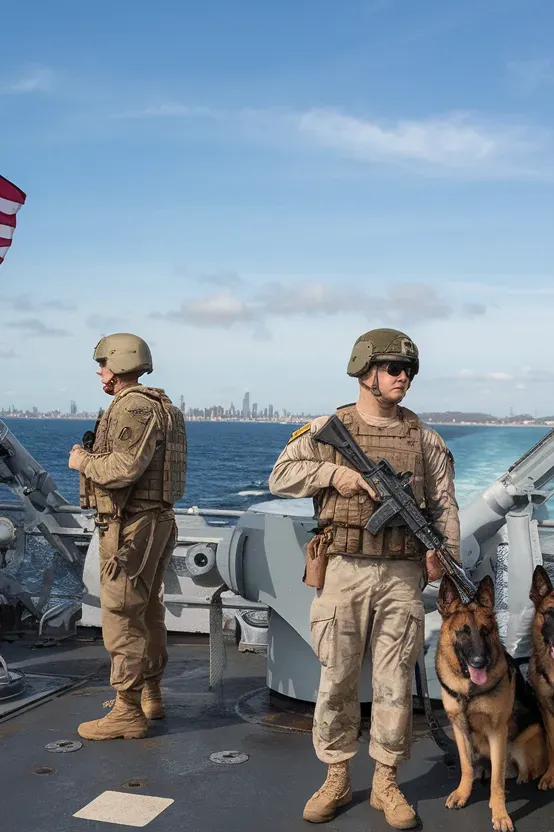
[360,366,382,398]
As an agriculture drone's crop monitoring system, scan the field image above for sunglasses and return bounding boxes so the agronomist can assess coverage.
[376,361,417,381]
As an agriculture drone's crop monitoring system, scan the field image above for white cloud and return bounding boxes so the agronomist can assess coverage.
[462,302,487,317]
[296,108,546,175]
[486,372,513,381]
[191,269,245,288]
[0,294,76,312]
[152,279,482,331]
[1,66,55,95]
[259,281,363,317]
[154,291,255,328]
[104,99,553,178]
[6,318,72,338]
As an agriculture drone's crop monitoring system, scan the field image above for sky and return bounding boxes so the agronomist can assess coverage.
[1,0,554,417]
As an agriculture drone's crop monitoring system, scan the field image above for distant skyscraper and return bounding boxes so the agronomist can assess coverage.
[70,400,77,416]
[252,402,258,419]
[180,395,185,415]
[242,391,250,419]
[268,403,274,418]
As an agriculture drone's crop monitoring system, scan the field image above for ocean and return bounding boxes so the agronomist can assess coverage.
[0,418,551,606]
[0,418,551,511]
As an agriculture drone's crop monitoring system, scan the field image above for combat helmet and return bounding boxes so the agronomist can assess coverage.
[347,328,419,378]
[93,333,153,375]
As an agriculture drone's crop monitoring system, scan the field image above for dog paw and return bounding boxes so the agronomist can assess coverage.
[539,769,554,790]
[516,771,529,785]
[445,788,471,809]
[491,810,514,831]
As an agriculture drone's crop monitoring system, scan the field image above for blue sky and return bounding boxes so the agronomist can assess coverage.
[1,0,554,416]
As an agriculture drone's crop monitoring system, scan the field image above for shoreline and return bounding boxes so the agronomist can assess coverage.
[1,416,552,429]
[427,422,552,428]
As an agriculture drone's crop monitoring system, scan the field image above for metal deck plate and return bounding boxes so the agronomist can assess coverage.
[0,672,79,720]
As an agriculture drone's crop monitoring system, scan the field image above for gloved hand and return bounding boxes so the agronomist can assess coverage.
[331,468,378,500]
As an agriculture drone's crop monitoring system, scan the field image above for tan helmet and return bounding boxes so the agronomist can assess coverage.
[347,328,419,378]
[93,333,153,376]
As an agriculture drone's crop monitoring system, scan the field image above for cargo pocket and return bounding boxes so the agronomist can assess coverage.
[310,602,337,669]
[99,514,157,614]
[399,601,425,670]
[100,562,127,613]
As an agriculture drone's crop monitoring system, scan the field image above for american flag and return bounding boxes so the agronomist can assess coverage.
[0,175,27,265]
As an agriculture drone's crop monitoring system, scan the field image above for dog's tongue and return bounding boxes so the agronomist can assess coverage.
[469,666,487,686]
[550,646,554,660]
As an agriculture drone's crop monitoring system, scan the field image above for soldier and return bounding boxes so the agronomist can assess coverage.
[68,333,187,741]
[268,328,459,830]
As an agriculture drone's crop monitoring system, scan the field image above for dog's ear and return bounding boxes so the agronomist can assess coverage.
[437,576,460,617]
[530,565,553,607]
[475,574,495,611]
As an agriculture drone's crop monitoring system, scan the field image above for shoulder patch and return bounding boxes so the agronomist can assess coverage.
[287,423,311,443]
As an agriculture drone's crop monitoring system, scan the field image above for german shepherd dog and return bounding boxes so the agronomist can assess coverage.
[529,564,554,789]
[436,574,547,832]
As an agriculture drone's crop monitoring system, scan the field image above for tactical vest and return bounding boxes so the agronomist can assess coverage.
[316,404,427,560]
[80,386,187,517]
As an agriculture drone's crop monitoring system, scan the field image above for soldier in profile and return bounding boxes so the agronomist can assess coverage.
[68,333,187,740]
[269,328,459,829]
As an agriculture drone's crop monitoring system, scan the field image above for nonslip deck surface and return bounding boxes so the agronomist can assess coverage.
[0,632,553,832]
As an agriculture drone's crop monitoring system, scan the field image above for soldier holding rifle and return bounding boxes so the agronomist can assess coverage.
[269,328,460,829]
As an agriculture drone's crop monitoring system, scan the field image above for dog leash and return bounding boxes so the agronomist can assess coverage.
[414,653,457,771]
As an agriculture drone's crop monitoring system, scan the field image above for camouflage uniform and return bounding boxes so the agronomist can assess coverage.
[78,384,186,694]
[71,333,187,740]
[271,328,460,828]
[269,406,459,768]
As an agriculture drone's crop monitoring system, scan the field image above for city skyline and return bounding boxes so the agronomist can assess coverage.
[0,391,318,423]
[3,396,554,427]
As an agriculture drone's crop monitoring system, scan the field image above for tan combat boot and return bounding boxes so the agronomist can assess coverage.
[370,762,418,829]
[303,761,352,823]
[141,679,165,720]
[77,691,148,741]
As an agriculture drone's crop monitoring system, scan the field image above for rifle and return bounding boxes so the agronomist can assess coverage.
[313,414,475,602]
[82,408,104,452]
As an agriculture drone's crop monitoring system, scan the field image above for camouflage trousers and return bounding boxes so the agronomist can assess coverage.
[99,509,177,692]
[310,555,425,767]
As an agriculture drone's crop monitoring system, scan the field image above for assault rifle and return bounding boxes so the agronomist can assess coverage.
[313,414,475,602]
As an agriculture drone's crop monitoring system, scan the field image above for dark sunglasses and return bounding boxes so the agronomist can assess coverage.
[376,361,417,380]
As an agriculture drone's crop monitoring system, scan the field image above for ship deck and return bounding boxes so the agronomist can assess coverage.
[1,631,553,832]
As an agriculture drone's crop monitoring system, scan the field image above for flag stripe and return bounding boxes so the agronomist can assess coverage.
[0,196,24,215]
[0,175,26,266]
[0,225,15,241]
[0,211,17,228]
[0,176,26,205]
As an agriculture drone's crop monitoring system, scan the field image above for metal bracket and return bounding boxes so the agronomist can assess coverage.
[209,584,228,690]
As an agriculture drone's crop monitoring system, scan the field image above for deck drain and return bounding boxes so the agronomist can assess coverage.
[210,751,249,765]
[122,779,148,789]
[34,766,56,775]
[45,740,83,753]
